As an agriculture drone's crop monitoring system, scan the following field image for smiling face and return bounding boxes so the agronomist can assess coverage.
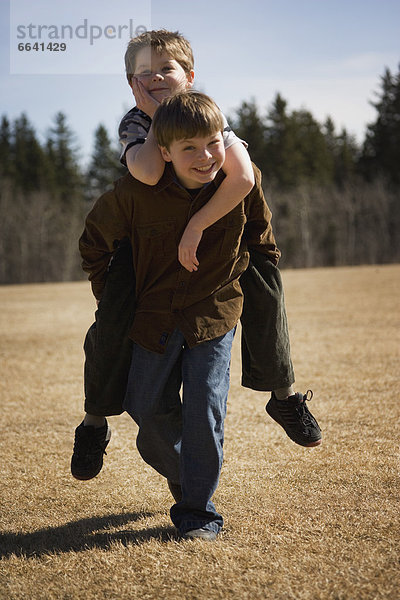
[160,132,225,189]
[132,48,194,102]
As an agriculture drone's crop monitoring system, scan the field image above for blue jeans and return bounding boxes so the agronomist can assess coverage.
[123,327,235,535]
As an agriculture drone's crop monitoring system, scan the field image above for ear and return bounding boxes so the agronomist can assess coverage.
[159,146,172,162]
[186,69,195,88]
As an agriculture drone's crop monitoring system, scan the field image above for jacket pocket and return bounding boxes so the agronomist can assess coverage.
[137,220,176,255]
[204,210,246,257]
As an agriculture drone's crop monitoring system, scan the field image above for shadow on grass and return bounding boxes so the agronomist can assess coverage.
[0,511,179,558]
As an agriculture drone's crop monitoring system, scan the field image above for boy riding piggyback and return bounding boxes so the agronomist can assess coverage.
[119,29,255,272]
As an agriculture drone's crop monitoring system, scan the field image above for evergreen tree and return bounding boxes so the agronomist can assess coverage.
[230,99,267,172]
[323,118,358,187]
[86,124,125,200]
[43,113,85,281]
[361,65,400,186]
[289,108,334,185]
[264,93,298,188]
[263,94,334,188]
[323,117,336,153]
[0,116,13,180]
[11,113,45,191]
[45,112,83,201]
[333,128,358,187]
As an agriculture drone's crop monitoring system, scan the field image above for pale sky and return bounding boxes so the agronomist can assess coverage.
[1,0,399,165]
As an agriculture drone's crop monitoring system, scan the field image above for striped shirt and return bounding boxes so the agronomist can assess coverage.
[118,106,246,165]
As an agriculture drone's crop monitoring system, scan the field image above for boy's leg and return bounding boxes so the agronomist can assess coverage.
[123,327,234,537]
[123,330,184,485]
[240,252,321,447]
[71,239,135,481]
[170,328,235,537]
[240,256,294,391]
[84,237,136,417]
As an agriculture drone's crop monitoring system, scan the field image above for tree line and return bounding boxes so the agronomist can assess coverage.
[231,65,400,267]
[0,65,399,283]
[0,113,124,283]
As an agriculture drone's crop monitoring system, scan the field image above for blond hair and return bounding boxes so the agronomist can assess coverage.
[124,29,194,84]
[152,91,224,149]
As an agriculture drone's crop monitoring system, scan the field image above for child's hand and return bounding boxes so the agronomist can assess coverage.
[131,77,160,118]
[178,224,202,272]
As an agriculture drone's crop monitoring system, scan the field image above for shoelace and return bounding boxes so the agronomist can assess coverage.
[296,390,314,426]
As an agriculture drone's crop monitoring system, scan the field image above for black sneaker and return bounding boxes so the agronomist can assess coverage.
[266,390,322,447]
[71,420,111,480]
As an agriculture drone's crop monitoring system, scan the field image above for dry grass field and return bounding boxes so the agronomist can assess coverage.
[0,265,399,600]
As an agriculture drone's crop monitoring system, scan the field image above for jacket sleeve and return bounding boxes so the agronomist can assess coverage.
[243,166,281,265]
[79,180,132,300]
